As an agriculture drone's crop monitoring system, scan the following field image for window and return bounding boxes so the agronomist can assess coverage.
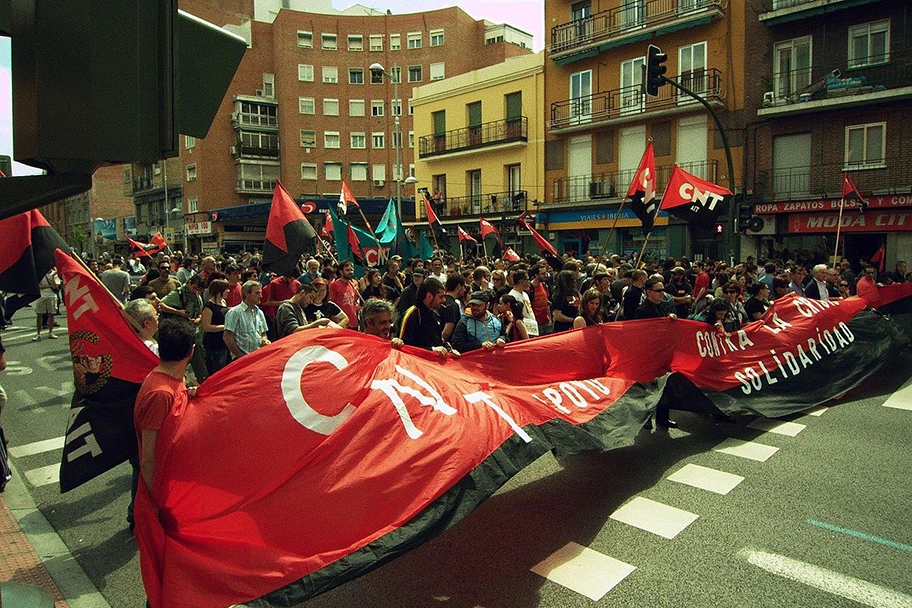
[240,131,278,150]
[408,65,422,82]
[621,0,645,28]
[298,64,314,82]
[322,33,337,50]
[324,131,341,148]
[407,32,422,49]
[391,131,402,149]
[349,68,364,84]
[678,42,707,101]
[845,122,885,168]
[238,164,279,192]
[372,164,386,182]
[408,98,414,115]
[371,100,385,116]
[370,35,383,51]
[393,164,403,181]
[300,129,317,147]
[370,69,384,84]
[430,62,445,81]
[297,31,313,48]
[301,163,318,180]
[505,91,522,134]
[408,130,414,148]
[372,132,385,149]
[392,99,402,116]
[262,73,275,97]
[325,162,342,181]
[848,20,889,67]
[349,99,365,116]
[299,97,315,114]
[323,99,340,116]
[773,36,811,99]
[430,29,444,46]
[350,162,368,181]
[238,101,277,127]
[322,66,338,84]
[188,196,198,213]
[390,34,401,51]
[351,132,366,149]
[391,67,401,83]
[186,164,197,181]
[184,136,196,149]
[348,35,363,51]
[570,69,592,121]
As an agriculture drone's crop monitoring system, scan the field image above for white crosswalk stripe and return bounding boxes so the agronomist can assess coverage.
[23,463,61,487]
[747,418,806,436]
[667,463,745,495]
[609,496,699,539]
[712,437,780,462]
[9,437,65,458]
[531,542,636,601]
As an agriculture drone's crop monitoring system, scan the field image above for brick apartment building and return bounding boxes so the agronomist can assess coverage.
[128,0,533,255]
[744,0,912,269]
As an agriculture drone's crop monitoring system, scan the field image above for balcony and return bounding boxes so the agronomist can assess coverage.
[550,69,723,133]
[234,145,280,159]
[754,156,911,201]
[132,177,155,193]
[551,160,718,204]
[759,0,883,26]
[236,179,278,195]
[435,190,528,218]
[231,112,278,131]
[419,117,527,159]
[759,50,912,117]
[550,0,724,66]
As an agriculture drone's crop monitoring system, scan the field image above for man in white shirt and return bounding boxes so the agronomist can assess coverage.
[32,269,60,341]
[507,269,539,337]
[428,257,447,284]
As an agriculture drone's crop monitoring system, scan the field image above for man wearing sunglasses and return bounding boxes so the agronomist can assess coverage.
[634,277,679,429]
[147,262,182,299]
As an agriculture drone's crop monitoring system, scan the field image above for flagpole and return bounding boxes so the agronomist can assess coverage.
[596,198,627,269]
[833,195,846,267]
[355,206,386,267]
[636,195,665,270]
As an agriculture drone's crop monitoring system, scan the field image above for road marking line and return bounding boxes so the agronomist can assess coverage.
[747,418,806,437]
[740,548,912,608]
[712,437,779,462]
[804,406,828,416]
[667,463,744,495]
[23,463,60,487]
[882,376,912,410]
[530,541,635,601]
[807,519,912,553]
[9,437,65,458]
[610,496,699,539]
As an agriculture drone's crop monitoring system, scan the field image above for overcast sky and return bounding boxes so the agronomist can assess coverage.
[0,2,544,176]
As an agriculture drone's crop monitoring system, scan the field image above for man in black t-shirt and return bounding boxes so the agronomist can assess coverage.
[667,267,693,318]
[440,275,466,343]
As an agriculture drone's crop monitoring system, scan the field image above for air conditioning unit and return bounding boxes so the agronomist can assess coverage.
[747,214,776,236]
[229,146,237,155]
[373,179,385,187]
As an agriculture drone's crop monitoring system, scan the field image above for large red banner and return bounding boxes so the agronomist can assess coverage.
[136,291,909,607]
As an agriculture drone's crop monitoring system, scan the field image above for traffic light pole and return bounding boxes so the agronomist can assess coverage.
[658,75,739,264]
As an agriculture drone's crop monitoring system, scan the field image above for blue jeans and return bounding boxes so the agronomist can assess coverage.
[206,348,230,375]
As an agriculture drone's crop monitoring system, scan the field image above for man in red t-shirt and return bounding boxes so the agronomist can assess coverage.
[329,260,361,330]
[262,274,300,340]
[134,318,198,515]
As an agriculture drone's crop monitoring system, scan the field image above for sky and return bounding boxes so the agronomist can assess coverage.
[0,1,544,177]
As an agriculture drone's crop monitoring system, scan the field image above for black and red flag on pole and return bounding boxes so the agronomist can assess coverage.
[55,249,159,492]
[422,191,451,250]
[842,173,868,213]
[263,181,317,277]
[518,213,558,257]
[0,209,70,296]
[457,226,476,243]
[626,141,658,235]
[127,233,168,258]
[659,165,732,225]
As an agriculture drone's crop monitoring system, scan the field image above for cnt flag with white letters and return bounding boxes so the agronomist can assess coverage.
[659,165,731,225]
[55,249,159,492]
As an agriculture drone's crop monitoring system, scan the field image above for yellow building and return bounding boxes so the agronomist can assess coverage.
[543,0,759,260]
[411,52,545,255]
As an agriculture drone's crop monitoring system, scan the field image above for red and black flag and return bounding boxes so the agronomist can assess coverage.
[518,213,558,257]
[843,173,868,213]
[422,192,451,250]
[502,246,521,262]
[659,165,731,225]
[457,226,476,243]
[55,249,159,492]
[0,209,70,296]
[347,224,365,263]
[871,242,886,273]
[626,141,658,235]
[321,210,334,242]
[338,180,359,215]
[263,181,317,277]
[127,233,168,258]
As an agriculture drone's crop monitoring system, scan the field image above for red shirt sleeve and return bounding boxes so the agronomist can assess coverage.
[135,389,173,432]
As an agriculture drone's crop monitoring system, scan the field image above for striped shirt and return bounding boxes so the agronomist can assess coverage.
[224,302,267,355]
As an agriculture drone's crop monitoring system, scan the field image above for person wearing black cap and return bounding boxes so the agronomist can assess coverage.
[398,278,456,357]
[667,266,694,318]
[396,268,425,317]
[452,291,508,353]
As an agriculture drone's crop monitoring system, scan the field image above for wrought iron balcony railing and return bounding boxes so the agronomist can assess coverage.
[419,117,527,158]
[550,69,723,131]
[762,50,912,108]
[434,190,528,217]
[551,0,723,57]
[754,156,910,201]
[551,161,718,204]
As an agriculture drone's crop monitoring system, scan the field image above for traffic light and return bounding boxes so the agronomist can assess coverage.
[643,44,668,97]
[737,201,754,232]
[0,0,247,219]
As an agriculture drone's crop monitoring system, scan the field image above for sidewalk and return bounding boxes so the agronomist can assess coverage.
[0,462,110,608]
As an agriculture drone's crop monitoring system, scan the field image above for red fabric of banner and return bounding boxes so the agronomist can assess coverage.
[660,165,732,211]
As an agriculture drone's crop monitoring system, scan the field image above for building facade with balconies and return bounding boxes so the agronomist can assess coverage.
[127,158,185,249]
[412,52,545,256]
[542,0,761,260]
[168,0,533,254]
[746,0,912,267]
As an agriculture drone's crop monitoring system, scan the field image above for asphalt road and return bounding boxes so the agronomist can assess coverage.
[2,304,911,608]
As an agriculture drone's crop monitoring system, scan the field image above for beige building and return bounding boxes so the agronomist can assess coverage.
[412,52,545,254]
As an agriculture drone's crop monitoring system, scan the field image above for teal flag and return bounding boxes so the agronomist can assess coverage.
[375,199,398,244]
[417,230,434,260]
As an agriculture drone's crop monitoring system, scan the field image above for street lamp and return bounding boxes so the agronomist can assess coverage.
[369,62,408,220]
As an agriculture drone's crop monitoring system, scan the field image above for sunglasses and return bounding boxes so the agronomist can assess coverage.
[159,266,171,270]
[839,283,849,287]
[649,288,665,293]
